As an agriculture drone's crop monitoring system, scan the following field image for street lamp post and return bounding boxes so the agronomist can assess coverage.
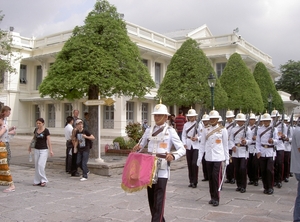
[267,93,273,114]
[208,73,216,109]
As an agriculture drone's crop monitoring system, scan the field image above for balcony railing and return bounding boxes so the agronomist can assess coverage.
[12,21,272,64]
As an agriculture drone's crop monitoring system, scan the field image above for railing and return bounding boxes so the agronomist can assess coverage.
[12,21,272,64]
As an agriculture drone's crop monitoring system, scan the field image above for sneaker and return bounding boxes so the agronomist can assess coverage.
[80,178,87,181]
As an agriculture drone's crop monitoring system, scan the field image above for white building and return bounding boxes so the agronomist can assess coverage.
[1,21,298,138]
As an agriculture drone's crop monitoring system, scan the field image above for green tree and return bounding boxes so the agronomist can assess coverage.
[157,38,227,109]
[276,60,300,101]
[0,11,16,80]
[253,62,283,113]
[38,0,155,157]
[219,53,264,113]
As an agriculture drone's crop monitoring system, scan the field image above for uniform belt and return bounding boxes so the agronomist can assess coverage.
[235,143,246,147]
[262,144,274,148]
[187,136,192,139]
[148,153,167,158]
[251,142,255,145]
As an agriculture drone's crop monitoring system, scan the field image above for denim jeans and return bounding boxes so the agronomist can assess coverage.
[294,173,300,222]
[76,149,89,178]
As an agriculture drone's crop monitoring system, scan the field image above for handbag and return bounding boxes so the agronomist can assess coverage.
[30,128,37,148]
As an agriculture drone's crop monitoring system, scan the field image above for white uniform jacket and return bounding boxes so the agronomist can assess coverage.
[248,124,258,154]
[229,125,252,158]
[256,126,279,157]
[139,123,186,178]
[198,125,229,163]
[274,121,287,151]
[291,126,300,174]
[182,121,200,150]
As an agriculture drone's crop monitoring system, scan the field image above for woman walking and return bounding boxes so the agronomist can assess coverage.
[28,118,53,187]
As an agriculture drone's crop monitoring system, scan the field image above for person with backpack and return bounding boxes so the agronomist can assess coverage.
[74,119,95,181]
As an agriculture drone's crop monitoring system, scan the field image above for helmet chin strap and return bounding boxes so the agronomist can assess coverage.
[210,119,218,126]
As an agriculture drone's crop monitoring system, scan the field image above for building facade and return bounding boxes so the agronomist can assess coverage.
[1,21,297,138]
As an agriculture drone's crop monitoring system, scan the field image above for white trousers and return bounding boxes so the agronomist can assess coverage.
[34,149,49,184]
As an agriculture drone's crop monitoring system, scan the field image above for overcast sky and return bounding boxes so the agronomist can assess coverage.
[0,0,299,70]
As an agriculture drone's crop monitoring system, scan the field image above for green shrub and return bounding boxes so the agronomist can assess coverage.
[125,138,137,150]
[125,122,143,143]
[113,137,126,149]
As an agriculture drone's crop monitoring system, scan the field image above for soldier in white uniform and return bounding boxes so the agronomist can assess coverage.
[247,113,260,186]
[229,112,252,193]
[256,112,279,195]
[271,109,287,189]
[197,110,229,207]
[133,103,186,222]
[224,110,235,184]
[182,108,200,188]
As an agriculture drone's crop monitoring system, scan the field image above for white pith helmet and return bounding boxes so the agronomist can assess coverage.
[152,104,170,115]
[209,110,220,119]
[202,112,210,121]
[218,116,223,122]
[261,112,272,121]
[235,112,246,121]
[271,109,279,117]
[186,108,198,117]
[249,112,256,119]
[226,110,235,118]
[284,114,288,120]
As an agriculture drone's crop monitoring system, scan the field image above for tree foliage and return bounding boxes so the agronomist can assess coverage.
[276,60,300,101]
[219,53,264,113]
[253,62,284,112]
[0,11,16,76]
[39,0,155,101]
[157,38,227,109]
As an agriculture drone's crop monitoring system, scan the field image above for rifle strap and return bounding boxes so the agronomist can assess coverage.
[186,123,196,135]
[233,126,244,138]
[226,122,234,130]
[260,127,271,138]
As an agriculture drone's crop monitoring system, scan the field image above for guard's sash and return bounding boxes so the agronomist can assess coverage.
[121,152,157,193]
[206,126,223,140]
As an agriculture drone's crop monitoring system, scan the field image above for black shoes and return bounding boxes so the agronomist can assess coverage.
[263,189,274,195]
[230,179,235,184]
[71,172,80,177]
[254,181,259,186]
[202,178,208,181]
[290,173,294,177]
[277,182,282,188]
[213,201,219,207]
[274,182,277,187]
[209,200,214,204]
[248,181,254,185]
[284,178,289,183]
[236,187,241,191]
[225,179,230,183]
[188,183,197,188]
[240,188,246,193]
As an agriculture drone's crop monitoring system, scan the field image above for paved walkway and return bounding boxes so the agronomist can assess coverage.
[0,135,296,221]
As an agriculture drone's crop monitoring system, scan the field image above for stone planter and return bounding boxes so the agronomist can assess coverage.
[105,149,131,156]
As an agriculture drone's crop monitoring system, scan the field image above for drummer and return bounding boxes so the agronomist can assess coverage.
[133,103,186,222]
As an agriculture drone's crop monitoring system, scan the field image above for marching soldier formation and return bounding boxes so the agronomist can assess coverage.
[129,104,298,220]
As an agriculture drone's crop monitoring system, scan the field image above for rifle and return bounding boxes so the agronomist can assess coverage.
[281,112,285,139]
[287,112,294,138]
[253,114,261,137]
[270,113,278,159]
[242,114,250,158]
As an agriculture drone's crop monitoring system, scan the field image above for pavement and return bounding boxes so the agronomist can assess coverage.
[0,135,297,221]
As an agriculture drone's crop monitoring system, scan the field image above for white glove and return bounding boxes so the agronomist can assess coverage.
[197,158,202,167]
[225,160,229,166]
